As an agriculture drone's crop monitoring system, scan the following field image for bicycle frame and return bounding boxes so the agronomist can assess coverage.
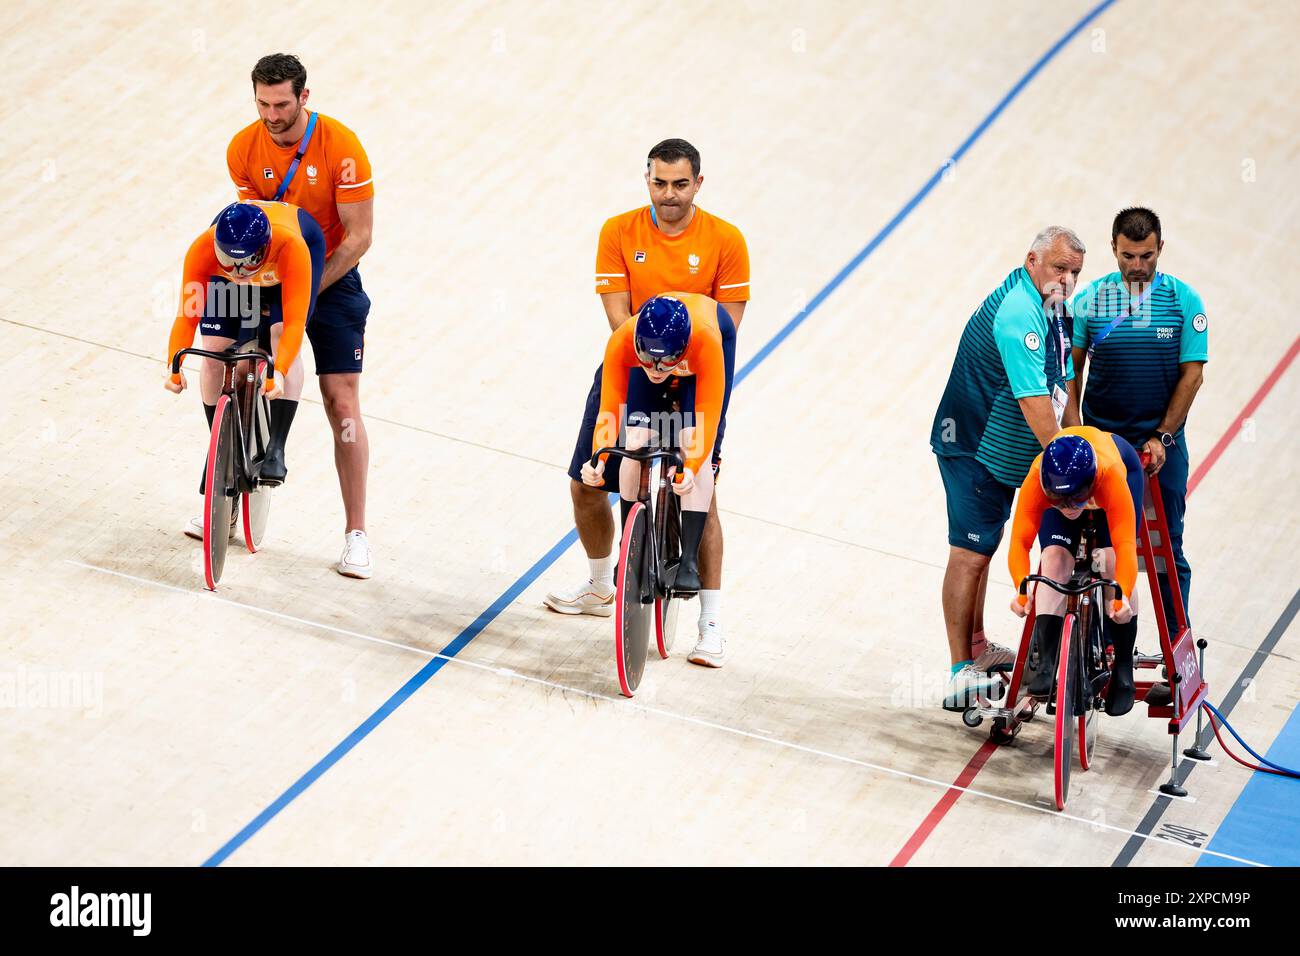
[172,345,272,494]
[592,446,683,603]
[1018,517,1120,713]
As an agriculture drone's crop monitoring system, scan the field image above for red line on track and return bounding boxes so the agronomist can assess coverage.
[890,741,997,867]
[890,331,1300,866]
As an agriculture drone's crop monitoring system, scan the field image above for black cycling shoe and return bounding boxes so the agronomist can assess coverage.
[673,557,702,593]
[1105,618,1138,716]
[673,510,706,594]
[259,446,287,485]
[258,399,297,487]
[1106,668,1135,716]
[1026,615,1063,698]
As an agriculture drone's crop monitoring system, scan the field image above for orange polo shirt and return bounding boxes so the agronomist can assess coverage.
[594,206,749,310]
[227,112,373,259]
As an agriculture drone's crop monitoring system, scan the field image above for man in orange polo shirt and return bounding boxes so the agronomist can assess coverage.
[225,53,376,578]
[545,139,750,661]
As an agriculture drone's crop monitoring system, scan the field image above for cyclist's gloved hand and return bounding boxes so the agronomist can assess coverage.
[1010,588,1032,618]
[164,369,186,394]
[672,467,695,495]
[263,371,285,401]
[1107,595,1133,624]
[580,459,606,487]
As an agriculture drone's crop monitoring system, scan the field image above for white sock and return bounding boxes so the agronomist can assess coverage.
[698,589,722,633]
[589,555,614,592]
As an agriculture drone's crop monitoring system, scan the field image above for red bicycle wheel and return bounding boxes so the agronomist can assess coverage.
[1053,613,1077,810]
[614,502,651,697]
[203,395,235,591]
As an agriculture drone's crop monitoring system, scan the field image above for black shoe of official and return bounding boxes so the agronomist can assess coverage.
[259,446,287,486]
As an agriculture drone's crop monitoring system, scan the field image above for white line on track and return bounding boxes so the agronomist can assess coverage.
[66,557,1265,867]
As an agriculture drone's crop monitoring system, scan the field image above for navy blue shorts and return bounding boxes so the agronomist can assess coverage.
[936,453,1016,556]
[1038,434,1144,552]
[567,304,737,491]
[309,267,371,375]
[198,208,326,351]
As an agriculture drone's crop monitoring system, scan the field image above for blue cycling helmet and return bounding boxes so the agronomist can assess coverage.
[1041,434,1097,507]
[214,202,271,276]
[634,295,691,371]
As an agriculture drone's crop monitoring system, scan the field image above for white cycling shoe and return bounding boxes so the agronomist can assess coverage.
[543,579,615,616]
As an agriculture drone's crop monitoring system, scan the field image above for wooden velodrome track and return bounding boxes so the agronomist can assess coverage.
[2,0,1297,865]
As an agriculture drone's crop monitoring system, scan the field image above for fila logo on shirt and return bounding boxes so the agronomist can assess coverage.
[262,167,274,180]
[634,251,647,263]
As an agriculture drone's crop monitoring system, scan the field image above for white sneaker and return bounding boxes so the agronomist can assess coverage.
[687,628,725,668]
[973,640,1016,672]
[543,579,615,617]
[184,513,237,541]
[338,530,373,579]
[943,665,1002,711]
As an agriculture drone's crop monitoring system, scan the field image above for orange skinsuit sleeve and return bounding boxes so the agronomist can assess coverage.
[166,231,218,377]
[1095,463,1138,602]
[272,234,313,379]
[594,324,634,464]
[1008,462,1049,604]
[683,327,725,477]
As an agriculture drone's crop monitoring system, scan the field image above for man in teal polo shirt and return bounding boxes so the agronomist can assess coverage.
[931,226,1085,711]
[1067,207,1207,626]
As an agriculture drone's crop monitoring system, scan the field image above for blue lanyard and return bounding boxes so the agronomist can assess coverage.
[1089,273,1163,355]
[1047,304,1069,378]
[273,111,318,202]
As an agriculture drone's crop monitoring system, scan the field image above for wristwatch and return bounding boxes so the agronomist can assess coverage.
[1154,432,1175,447]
